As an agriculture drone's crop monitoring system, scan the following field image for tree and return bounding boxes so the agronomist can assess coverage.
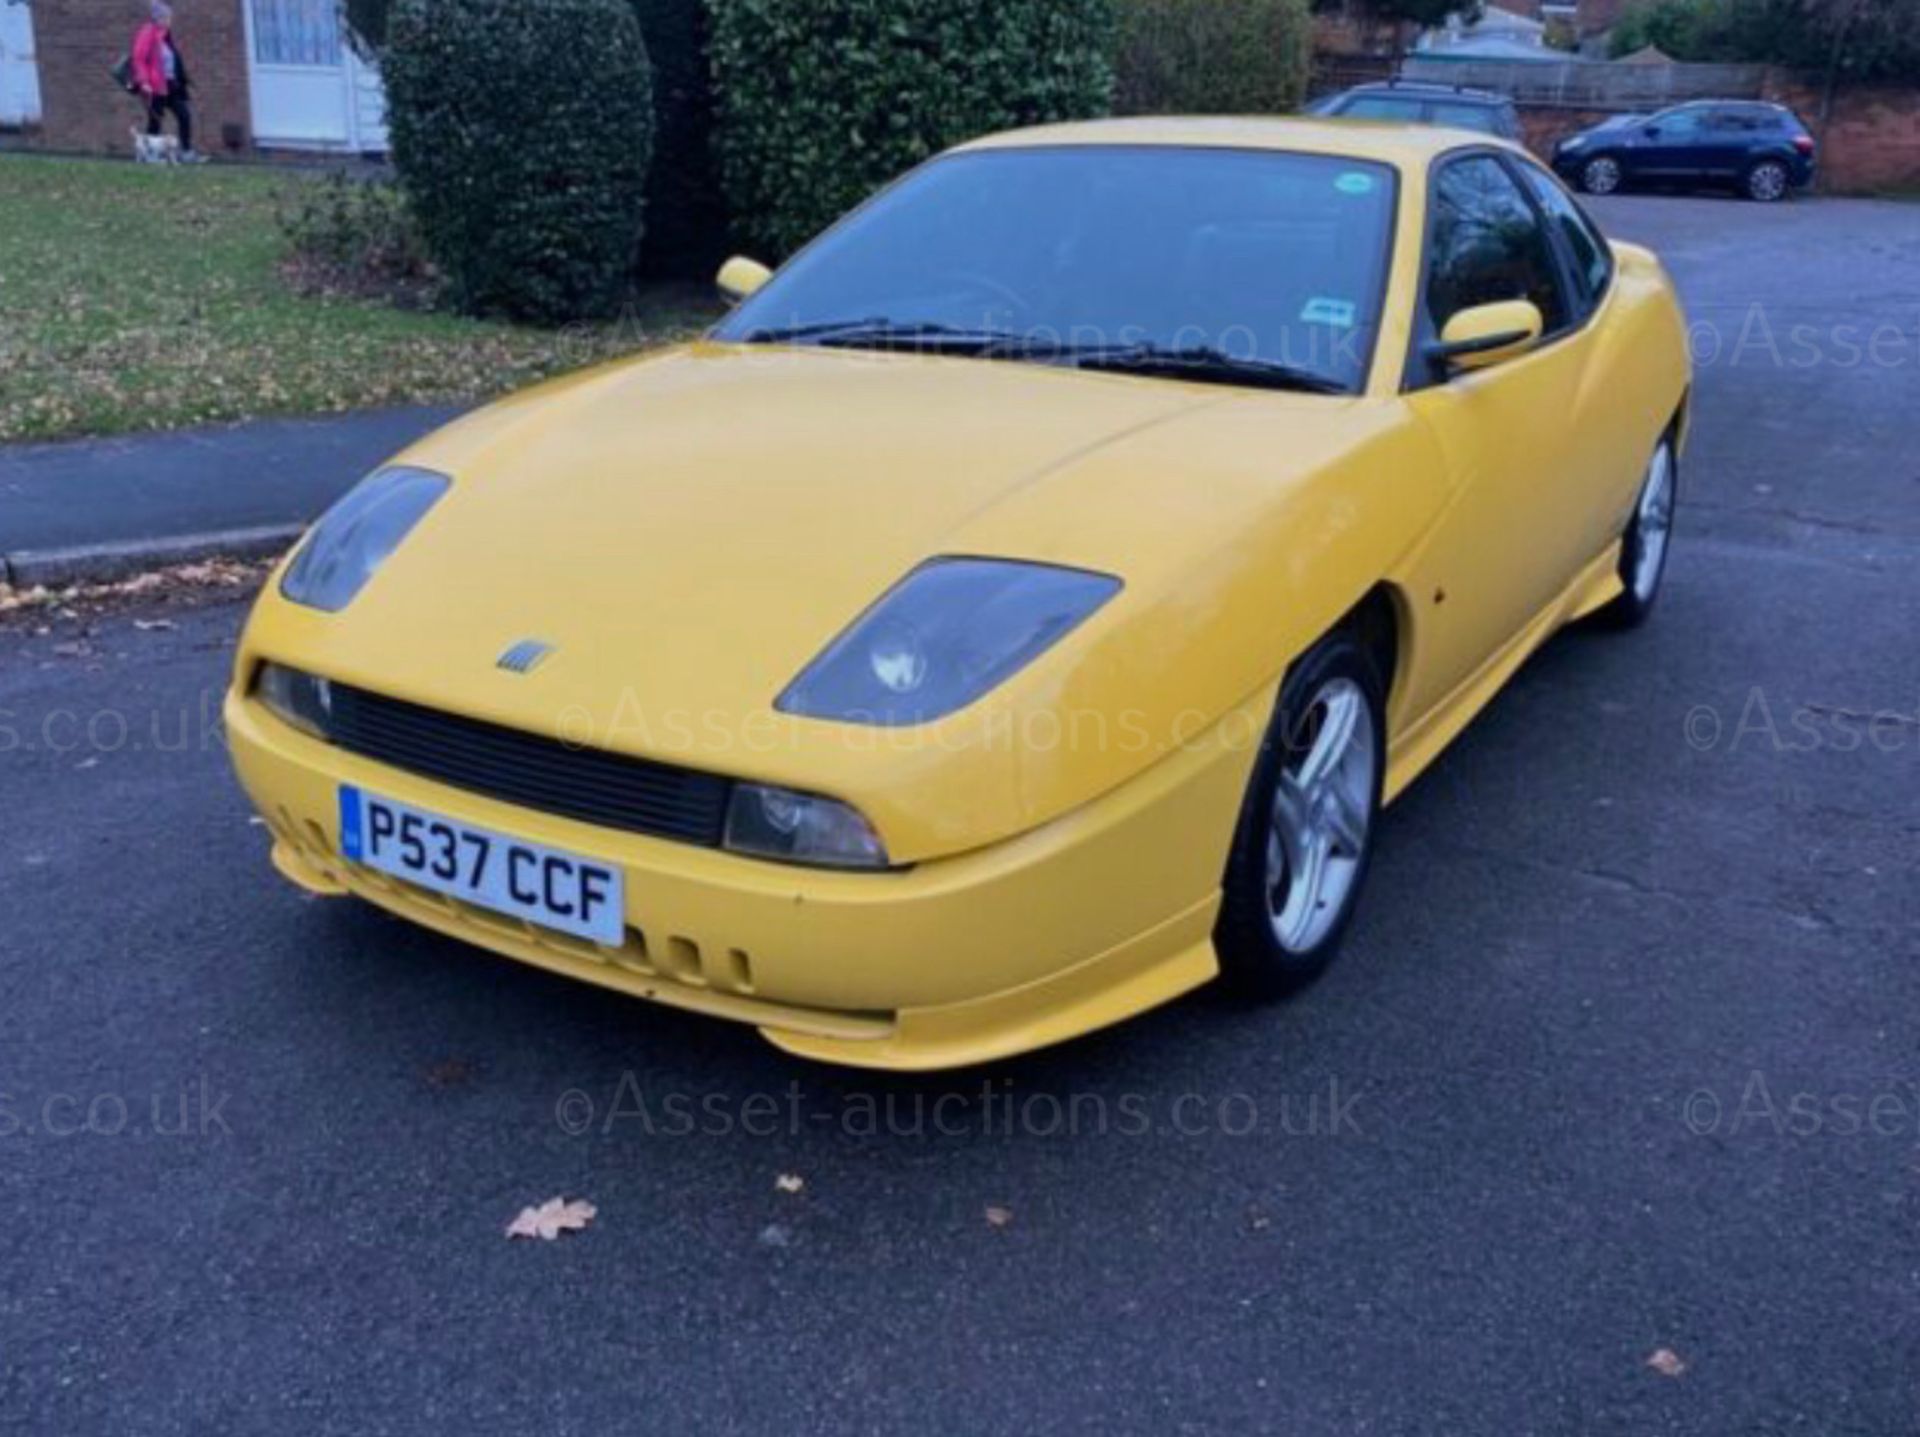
[1610,0,1920,83]
[1113,0,1314,116]
[1318,0,1482,60]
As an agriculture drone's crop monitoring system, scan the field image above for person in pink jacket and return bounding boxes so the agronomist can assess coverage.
[132,3,205,161]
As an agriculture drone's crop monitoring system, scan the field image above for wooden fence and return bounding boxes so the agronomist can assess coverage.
[1398,55,1769,107]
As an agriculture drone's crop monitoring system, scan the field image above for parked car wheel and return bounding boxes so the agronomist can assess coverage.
[1600,439,1678,628]
[1216,629,1386,996]
[1580,155,1624,196]
[1745,159,1791,202]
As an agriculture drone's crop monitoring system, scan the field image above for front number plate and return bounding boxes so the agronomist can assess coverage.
[338,786,625,947]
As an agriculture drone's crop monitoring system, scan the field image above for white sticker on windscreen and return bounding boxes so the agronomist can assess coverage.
[1335,171,1376,196]
[1302,297,1358,329]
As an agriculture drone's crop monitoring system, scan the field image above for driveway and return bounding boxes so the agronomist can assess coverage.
[2,195,1916,1434]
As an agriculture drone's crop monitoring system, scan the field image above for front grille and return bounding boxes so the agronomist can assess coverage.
[322,684,732,848]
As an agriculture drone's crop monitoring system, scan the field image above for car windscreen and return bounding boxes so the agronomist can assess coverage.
[715,146,1399,394]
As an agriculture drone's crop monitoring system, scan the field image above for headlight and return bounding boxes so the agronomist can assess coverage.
[255,662,334,738]
[280,466,449,613]
[725,784,889,869]
[777,558,1121,726]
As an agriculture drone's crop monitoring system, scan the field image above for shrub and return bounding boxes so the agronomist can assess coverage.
[277,173,439,308]
[349,0,725,280]
[1113,0,1312,116]
[632,0,730,278]
[706,0,1115,261]
[383,0,655,323]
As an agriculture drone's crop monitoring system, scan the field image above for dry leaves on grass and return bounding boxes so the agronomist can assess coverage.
[505,1196,598,1241]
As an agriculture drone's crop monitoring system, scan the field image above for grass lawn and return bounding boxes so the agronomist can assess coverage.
[0,154,719,444]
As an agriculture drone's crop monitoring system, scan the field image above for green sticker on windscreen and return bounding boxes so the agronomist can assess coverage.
[1335,171,1376,196]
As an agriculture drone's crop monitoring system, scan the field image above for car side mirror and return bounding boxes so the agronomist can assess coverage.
[1643,124,1662,139]
[716,256,773,305]
[1425,300,1544,373]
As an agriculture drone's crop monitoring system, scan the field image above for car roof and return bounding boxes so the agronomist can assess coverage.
[1340,81,1511,104]
[957,115,1522,168]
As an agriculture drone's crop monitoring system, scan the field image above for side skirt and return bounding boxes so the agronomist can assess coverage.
[1381,541,1625,805]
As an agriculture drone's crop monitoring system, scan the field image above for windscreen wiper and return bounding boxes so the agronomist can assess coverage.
[1061,342,1349,395]
[743,318,1024,350]
[742,324,1348,394]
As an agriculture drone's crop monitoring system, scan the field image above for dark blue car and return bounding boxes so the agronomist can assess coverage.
[1552,101,1817,202]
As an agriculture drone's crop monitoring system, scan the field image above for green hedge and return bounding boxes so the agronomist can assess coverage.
[706,0,1116,261]
[1113,0,1312,116]
[632,0,730,277]
[384,0,655,323]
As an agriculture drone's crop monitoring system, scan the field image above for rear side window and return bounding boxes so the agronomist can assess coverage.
[1514,160,1613,310]
[1426,155,1571,338]
[1429,101,1501,136]
[1344,96,1425,122]
[1652,107,1710,138]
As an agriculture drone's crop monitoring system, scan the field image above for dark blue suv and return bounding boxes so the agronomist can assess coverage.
[1552,101,1817,202]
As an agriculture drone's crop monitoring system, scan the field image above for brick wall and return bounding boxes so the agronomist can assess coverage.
[33,0,250,155]
[1766,79,1920,194]
[1516,105,1620,158]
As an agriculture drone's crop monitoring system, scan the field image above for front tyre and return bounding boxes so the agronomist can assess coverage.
[1216,631,1386,997]
[1599,439,1677,629]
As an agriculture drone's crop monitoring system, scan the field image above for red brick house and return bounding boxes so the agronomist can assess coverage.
[6,0,387,155]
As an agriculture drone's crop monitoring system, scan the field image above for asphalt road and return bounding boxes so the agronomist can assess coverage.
[4,195,1918,1435]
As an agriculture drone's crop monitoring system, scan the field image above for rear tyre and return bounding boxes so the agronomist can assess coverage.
[1745,159,1791,202]
[1580,155,1624,196]
[1216,630,1386,998]
[1598,439,1677,629]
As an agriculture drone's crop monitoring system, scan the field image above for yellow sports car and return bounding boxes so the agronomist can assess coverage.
[228,118,1690,1070]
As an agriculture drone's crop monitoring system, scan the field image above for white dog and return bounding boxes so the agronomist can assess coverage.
[132,128,181,165]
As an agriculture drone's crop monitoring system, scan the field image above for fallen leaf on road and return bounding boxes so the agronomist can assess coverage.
[775,1173,805,1194]
[984,1205,1014,1229]
[505,1196,597,1241]
[424,1059,472,1089]
[1646,1348,1687,1378]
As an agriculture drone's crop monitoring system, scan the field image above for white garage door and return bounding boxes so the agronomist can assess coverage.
[245,0,386,151]
[0,0,43,128]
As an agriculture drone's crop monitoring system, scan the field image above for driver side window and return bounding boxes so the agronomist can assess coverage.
[1426,155,1571,340]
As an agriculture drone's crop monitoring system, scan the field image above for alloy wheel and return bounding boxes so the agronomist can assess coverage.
[1583,157,1622,196]
[1266,678,1377,954]
[1748,162,1788,202]
[1629,443,1676,604]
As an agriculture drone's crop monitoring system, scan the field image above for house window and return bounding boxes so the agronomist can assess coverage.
[251,0,343,67]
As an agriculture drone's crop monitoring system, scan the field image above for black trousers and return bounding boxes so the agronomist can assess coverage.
[146,92,193,152]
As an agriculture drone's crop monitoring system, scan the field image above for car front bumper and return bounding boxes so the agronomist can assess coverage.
[226,681,1272,1070]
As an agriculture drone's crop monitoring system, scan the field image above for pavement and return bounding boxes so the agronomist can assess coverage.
[3,195,1919,1434]
[0,406,459,585]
